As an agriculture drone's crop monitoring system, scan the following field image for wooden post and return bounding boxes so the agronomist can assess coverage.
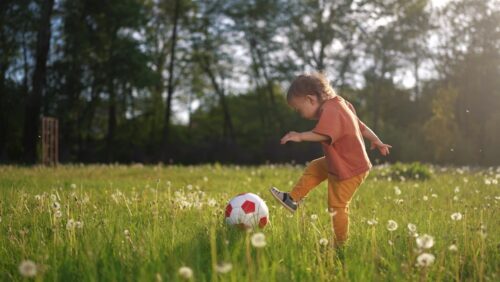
[41,117,58,166]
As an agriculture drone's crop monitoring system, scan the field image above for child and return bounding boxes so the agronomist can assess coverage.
[270,72,391,248]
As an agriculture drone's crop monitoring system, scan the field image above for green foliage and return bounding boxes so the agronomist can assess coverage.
[375,162,433,181]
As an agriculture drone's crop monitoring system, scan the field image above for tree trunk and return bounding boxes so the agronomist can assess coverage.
[162,0,180,160]
[22,0,54,164]
[106,80,116,162]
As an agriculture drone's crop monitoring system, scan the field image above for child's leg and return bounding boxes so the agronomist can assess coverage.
[289,157,328,202]
[327,171,369,247]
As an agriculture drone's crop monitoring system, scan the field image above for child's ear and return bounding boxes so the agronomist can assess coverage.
[306,94,317,104]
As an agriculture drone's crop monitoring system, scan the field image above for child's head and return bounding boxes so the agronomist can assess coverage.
[286,72,337,120]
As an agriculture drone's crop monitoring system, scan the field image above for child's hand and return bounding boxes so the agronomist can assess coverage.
[281,131,302,144]
[370,140,392,156]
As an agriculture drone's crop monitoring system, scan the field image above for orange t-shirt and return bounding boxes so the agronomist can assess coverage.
[312,96,372,180]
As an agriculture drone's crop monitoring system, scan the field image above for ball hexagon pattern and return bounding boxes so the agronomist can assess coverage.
[225,193,269,229]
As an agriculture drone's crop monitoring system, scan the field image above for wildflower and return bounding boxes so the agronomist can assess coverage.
[387,220,398,232]
[18,260,37,278]
[207,198,217,207]
[75,221,84,229]
[407,223,417,233]
[251,232,266,248]
[416,234,434,249]
[319,238,328,246]
[448,244,458,252]
[178,266,193,279]
[394,186,401,195]
[215,262,233,274]
[416,253,435,267]
[66,219,75,230]
[451,212,463,221]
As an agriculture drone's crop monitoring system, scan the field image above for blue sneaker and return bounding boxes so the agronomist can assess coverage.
[269,186,298,213]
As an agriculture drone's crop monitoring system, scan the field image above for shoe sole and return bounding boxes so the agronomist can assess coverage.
[269,187,296,213]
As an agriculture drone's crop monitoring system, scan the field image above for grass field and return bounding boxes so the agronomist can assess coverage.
[0,163,499,281]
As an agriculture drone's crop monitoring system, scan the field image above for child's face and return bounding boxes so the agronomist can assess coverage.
[288,94,321,120]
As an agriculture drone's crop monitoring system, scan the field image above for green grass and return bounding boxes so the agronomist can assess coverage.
[0,164,499,281]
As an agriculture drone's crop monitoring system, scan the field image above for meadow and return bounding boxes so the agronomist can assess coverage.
[0,163,499,281]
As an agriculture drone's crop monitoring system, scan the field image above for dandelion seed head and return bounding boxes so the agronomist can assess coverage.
[451,212,463,221]
[251,232,266,248]
[416,234,434,249]
[394,186,401,195]
[178,266,193,279]
[310,214,318,221]
[387,220,398,232]
[448,244,458,252]
[416,253,435,267]
[407,223,417,233]
[215,262,233,274]
[319,238,328,246]
[18,260,37,278]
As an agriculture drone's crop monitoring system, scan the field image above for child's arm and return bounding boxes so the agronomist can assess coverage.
[360,125,392,156]
[280,131,330,144]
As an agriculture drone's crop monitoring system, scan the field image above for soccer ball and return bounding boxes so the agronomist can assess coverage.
[225,193,269,229]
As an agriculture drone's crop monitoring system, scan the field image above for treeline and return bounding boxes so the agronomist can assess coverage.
[1,0,499,165]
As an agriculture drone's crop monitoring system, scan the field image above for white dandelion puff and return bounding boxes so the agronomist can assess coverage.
[454,186,460,193]
[75,221,84,229]
[310,214,318,221]
[54,210,62,218]
[416,234,434,249]
[423,196,429,201]
[367,219,378,225]
[70,183,77,189]
[66,219,75,230]
[18,260,37,278]
[124,229,130,237]
[52,202,61,210]
[407,223,417,233]
[251,232,266,248]
[394,186,401,195]
[451,212,463,221]
[416,253,435,267]
[178,266,193,279]
[387,220,398,231]
[319,238,329,246]
[448,244,458,252]
[453,195,459,201]
[215,262,233,274]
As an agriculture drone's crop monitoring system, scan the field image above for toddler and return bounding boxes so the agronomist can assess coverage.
[270,73,391,247]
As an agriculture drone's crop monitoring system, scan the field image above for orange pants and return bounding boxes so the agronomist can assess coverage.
[289,157,369,246]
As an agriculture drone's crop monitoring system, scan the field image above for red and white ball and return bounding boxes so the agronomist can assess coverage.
[225,193,269,229]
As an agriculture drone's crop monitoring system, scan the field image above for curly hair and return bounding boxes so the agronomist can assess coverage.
[286,72,337,102]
